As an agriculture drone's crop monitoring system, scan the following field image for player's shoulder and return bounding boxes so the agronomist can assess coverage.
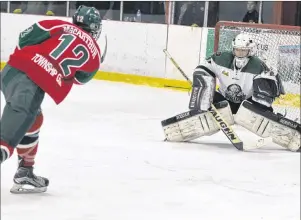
[37,19,73,30]
[207,51,233,61]
[206,51,233,67]
[246,56,270,74]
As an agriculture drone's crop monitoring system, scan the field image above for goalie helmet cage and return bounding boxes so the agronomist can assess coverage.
[214,21,301,122]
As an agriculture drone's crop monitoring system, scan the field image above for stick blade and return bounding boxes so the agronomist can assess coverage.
[234,141,244,151]
[210,104,244,151]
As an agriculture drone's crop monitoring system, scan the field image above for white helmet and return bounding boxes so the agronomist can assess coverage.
[232,33,256,69]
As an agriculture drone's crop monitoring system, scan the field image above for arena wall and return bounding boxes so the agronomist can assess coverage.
[0,13,299,113]
[0,13,215,91]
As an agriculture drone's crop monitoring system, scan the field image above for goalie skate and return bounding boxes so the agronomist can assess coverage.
[10,161,49,194]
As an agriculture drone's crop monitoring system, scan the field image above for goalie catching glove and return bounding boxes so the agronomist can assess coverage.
[252,66,285,108]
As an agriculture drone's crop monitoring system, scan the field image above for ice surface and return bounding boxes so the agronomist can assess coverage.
[1,80,300,220]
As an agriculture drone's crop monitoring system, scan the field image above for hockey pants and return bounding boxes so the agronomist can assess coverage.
[0,64,45,150]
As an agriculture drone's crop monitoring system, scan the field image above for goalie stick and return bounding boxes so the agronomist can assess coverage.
[209,103,243,150]
[163,49,263,151]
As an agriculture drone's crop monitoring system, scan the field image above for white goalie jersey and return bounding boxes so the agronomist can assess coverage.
[198,51,283,105]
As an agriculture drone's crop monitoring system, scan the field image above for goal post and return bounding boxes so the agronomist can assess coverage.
[214,21,300,122]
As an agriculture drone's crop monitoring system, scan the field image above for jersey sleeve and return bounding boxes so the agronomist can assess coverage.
[18,19,68,49]
[18,23,51,49]
[73,70,98,85]
[196,52,222,78]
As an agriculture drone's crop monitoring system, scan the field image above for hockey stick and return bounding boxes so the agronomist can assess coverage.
[163,49,191,95]
[163,49,244,151]
[209,104,243,150]
[100,34,108,63]
[163,49,191,83]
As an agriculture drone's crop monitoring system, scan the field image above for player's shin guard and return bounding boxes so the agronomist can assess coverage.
[235,100,300,152]
[162,101,234,142]
[17,113,43,167]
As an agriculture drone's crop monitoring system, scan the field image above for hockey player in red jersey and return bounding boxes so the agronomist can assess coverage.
[0,5,103,193]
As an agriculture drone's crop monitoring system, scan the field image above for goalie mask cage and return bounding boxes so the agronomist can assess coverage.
[214,21,300,122]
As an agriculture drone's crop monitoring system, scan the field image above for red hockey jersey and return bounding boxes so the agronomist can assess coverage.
[7,19,101,104]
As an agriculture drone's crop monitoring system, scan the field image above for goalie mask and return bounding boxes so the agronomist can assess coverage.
[232,33,256,69]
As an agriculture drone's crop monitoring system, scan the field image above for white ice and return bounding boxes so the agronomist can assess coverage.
[1,80,300,220]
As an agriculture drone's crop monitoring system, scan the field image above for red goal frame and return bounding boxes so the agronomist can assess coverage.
[214,21,301,52]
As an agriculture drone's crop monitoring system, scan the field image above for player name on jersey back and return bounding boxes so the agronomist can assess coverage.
[63,25,99,59]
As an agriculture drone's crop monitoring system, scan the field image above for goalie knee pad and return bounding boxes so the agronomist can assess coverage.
[17,112,43,166]
[235,101,300,152]
[189,66,216,111]
[161,101,234,142]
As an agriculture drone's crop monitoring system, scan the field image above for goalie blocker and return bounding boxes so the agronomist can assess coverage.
[235,100,301,152]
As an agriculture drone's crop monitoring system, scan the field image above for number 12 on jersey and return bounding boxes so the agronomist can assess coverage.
[49,34,89,77]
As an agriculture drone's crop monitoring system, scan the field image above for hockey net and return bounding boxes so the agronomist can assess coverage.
[214,21,300,122]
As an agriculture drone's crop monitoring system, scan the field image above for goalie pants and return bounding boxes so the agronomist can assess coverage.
[0,64,45,165]
[213,92,273,114]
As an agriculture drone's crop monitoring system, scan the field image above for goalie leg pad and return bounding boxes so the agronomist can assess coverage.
[235,100,301,151]
[161,110,219,142]
[161,101,234,142]
[272,124,300,152]
[235,101,272,138]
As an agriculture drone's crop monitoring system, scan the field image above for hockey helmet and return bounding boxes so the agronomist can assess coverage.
[72,5,102,41]
[232,33,256,58]
[232,33,256,68]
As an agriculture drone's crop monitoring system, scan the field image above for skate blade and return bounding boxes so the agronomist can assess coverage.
[10,184,47,194]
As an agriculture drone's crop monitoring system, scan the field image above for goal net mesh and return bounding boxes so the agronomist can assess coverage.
[214,22,300,122]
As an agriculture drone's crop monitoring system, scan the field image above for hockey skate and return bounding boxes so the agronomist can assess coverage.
[10,159,49,194]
